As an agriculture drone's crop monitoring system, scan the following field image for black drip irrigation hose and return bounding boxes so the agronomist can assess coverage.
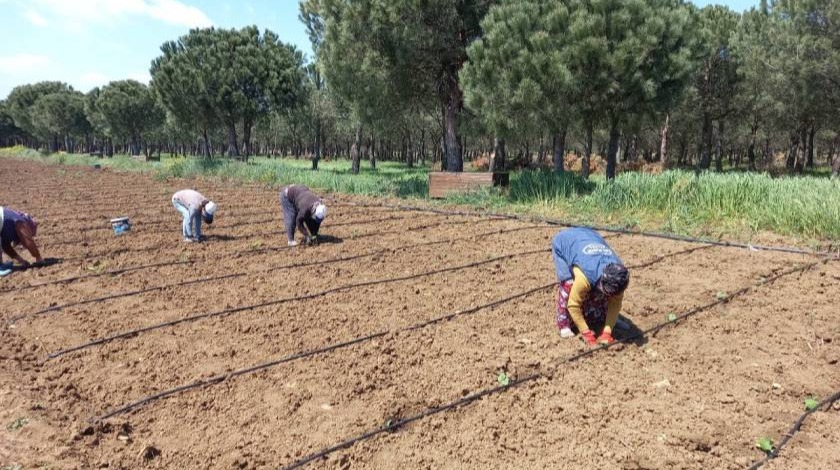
[47,213,410,247]
[277,259,827,470]
[3,223,547,296]
[341,202,839,258]
[88,242,705,421]
[0,261,192,294]
[47,210,502,263]
[47,248,549,359]
[92,284,554,422]
[13,224,549,323]
[746,389,840,470]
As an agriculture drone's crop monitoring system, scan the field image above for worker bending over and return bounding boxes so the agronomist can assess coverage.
[280,185,326,246]
[552,227,630,346]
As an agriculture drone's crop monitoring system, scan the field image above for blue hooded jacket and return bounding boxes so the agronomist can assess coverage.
[551,227,623,284]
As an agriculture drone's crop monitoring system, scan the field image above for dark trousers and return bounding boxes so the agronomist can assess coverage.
[280,190,297,242]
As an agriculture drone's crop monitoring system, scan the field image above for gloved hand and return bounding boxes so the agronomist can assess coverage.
[597,331,615,345]
[580,330,597,346]
[305,235,318,246]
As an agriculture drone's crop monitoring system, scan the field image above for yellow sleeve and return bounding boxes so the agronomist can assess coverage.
[604,291,624,334]
[567,266,591,333]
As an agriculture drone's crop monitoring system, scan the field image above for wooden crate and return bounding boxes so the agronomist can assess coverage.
[429,171,509,198]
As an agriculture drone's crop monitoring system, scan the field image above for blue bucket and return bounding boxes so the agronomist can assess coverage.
[110,217,131,235]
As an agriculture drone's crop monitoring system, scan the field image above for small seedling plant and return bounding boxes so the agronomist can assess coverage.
[497,371,510,386]
[756,437,774,455]
[6,417,28,431]
[804,396,820,411]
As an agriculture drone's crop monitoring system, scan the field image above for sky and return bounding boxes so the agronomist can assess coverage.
[0,0,757,99]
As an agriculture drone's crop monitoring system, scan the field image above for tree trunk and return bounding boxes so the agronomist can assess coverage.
[406,132,414,168]
[202,128,212,159]
[491,136,505,172]
[552,129,566,174]
[714,121,725,172]
[226,123,239,158]
[658,113,670,167]
[786,132,800,173]
[606,121,621,180]
[243,119,253,160]
[442,67,463,172]
[312,119,321,171]
[130,133,141,156]
[698,114,713,171]
[369,137,376,170]
[350,125,363,174]
[806,125,815,168]
[582,121,593,179]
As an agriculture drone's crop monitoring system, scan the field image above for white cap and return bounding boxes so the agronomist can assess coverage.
[314,203,327,221]
[205,201,217,216]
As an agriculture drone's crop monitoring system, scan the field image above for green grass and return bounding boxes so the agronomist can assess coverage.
[2,146,838,243]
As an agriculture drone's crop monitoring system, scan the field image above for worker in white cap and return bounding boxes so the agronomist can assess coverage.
[280,185,327,246]
[171,189,217,243]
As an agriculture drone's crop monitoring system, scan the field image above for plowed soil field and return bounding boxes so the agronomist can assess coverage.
[1,159,838,470]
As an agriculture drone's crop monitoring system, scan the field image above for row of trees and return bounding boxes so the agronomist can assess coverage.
[2,0,839,177]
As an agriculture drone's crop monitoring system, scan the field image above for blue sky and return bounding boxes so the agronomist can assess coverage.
[0,0,757,99]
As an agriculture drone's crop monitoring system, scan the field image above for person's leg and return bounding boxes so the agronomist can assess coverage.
[191,208,202,240]
[173,199,192,240]
[555,280,575,337]
[280,192,297,243]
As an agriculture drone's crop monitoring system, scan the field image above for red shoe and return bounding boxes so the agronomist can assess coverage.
[580,330,597,346]
[597,331,615,345]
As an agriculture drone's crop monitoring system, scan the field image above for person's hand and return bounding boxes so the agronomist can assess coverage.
[597,331,615,345]
[580,330,597,346]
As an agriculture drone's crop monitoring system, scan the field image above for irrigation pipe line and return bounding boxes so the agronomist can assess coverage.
[32,200,419,224]
[46,213,410,248]
[89,242,708,421]
[13,224,549,322]
[0,260,193,294]
[92,284,554,422]
[47,248,549,359]
[278,258,828,470]
[746,389,840,470]
[4,223,546,296]
[46,210,506,264]
[340,201,839,258]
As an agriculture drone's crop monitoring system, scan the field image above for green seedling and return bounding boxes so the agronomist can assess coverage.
[667,313,677,322]
[250,240,263,250]
[85,261,107,274]
[804,397,820,411]
[6,417,28,431]
[497,371,510,386]
[756,437,774,454]
[385,419,393,428]
[715,291,728,300]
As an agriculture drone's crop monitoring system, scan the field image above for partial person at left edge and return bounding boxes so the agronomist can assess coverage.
[0,206,44,277]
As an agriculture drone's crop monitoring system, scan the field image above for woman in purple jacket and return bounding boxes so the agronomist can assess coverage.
[0,207,43,275]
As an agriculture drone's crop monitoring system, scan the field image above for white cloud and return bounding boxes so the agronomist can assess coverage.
[23,0,213,30]
[0,54,50,76]
[23,9,49,26]
[77,71,110,89]
[128,71,151,84]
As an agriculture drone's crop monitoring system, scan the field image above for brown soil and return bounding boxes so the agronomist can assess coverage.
[1,159,837,470]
